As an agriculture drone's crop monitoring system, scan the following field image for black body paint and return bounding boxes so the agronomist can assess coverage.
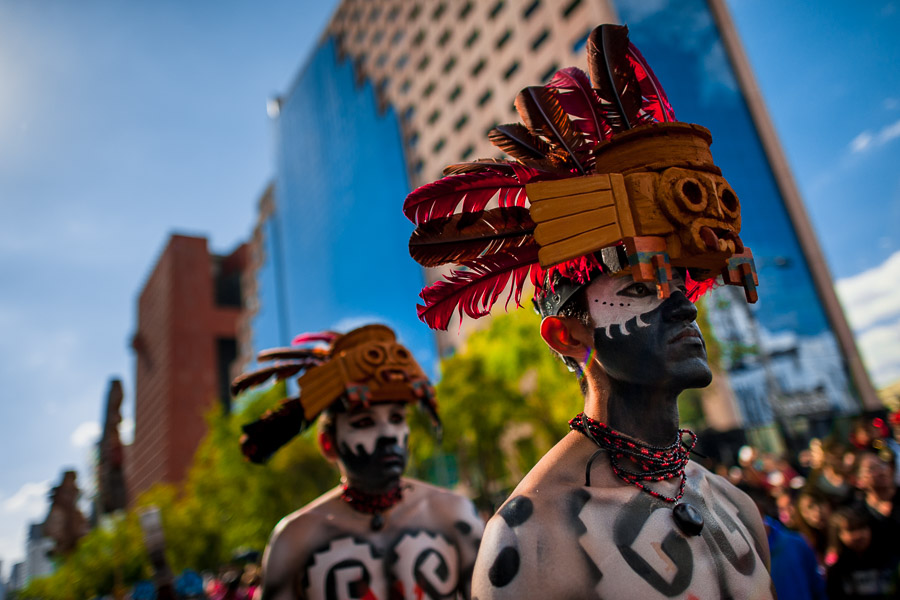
[454,520,473,535]
[338,436,408,492]
[499,496,533,528]
[488,547,520,588]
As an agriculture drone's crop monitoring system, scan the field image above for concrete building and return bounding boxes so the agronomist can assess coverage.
[246,0,876,441]
[128,234,247,502]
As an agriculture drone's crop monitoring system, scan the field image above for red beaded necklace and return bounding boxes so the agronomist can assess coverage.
[340,483,404,530]
[569,412,697,503]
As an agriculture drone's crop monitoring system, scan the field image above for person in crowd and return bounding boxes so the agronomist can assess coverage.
[794,487,832,569]
[232,324,484,600]
[853,450,900,541]
[826,505,900,599]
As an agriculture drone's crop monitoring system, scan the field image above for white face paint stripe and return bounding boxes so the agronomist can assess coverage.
[335,404,410,455]
[586,273,686,338]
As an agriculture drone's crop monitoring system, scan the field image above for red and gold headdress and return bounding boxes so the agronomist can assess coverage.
[404,25,759,330]
[232,324,438,463]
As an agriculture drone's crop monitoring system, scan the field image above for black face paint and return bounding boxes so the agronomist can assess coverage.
[338,436,408,493]
[590,290,712,390]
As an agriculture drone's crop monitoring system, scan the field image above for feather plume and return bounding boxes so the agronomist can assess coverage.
[514,86,587,174]
[231,360,322,397]
[587,25,643,131]
[626,43,675,123]
[416,246,540,330]
[403,171,527,225]
[256,347,328,362]
[488,124,552,162]
[290,331,339,346]
[547,67,613,142]
[409,207,536,268]
[442,159,517,177]
[240,397,308,464]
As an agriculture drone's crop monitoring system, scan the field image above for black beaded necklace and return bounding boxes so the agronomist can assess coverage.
[339,483,404,531]
[569,412,704,536]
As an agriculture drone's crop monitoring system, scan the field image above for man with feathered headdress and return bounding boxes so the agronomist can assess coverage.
[403,24,772,599]
[233,324,483,600]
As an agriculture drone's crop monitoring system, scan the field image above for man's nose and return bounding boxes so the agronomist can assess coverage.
[661,291,697,323]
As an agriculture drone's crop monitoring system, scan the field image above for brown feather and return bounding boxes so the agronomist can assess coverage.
[587,25,643,130]
[409,207,537,268]
[514,87,587,173]
[442,159,516,177]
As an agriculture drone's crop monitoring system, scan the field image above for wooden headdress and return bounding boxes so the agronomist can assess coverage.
[404,24,759,330]
[232,324,437,463]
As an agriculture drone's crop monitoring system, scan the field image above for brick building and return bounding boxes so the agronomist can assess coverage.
[127,234,247,502]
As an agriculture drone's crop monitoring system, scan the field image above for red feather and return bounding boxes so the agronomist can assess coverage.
[230,359,322,397]
[416,246,540,330]
[626,43,676,123]
[403,172,526,226]
[548,67,613,142]
[290,331,339,346]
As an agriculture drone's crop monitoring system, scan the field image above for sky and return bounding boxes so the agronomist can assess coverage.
[0,0,898,576]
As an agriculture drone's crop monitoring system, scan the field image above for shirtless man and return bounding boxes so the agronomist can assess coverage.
[472,271,773,598]
[401,23,772,599]
[232,325,483,600]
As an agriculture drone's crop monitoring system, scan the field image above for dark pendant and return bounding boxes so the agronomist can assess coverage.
[370,513,385,531]
[672,503,703,536]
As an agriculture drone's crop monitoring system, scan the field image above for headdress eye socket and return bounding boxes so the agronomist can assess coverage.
[674,177,708,212]
[362,345,386,365]
[717,182,740,217]
[392,346,411,361]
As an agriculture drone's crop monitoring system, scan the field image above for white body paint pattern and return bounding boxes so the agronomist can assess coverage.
[306,537,386,600]
[585,279,661,339]
[304,532,461,600]
[391,531,459,600]
[335,405,410,455]
[576,490,773,599]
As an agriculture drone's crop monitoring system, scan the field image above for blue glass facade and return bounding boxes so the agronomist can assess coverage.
[613,0,858,425]
[252,38,436,372]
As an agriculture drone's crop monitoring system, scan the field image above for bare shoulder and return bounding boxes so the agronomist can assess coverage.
[473,438,598,599]
[402,478,485,539]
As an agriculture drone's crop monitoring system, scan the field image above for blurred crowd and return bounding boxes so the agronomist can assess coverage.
[715,414,900,599]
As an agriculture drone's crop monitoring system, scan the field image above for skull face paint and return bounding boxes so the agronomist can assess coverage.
[334,403,410,492]
[584,271,712,389]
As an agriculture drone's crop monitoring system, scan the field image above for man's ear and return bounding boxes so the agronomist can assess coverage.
[540,316,591,359]
[318,430,339,461]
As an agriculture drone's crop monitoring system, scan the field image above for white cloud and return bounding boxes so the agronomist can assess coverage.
[885,97,900,110]
[70,421,100,449]
[836,250,900,387]
[849,118,900,153]
[2,480,50,514]
[119,417,135,445]
[835,250,900,330]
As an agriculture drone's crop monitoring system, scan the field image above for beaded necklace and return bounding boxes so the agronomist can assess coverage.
[570,412,705,536]
[340,483,404,531]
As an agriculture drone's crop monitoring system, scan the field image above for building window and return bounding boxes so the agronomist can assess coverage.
[408,4,421,20]
[459,1,474,19]
[531,29,550,51]
[391,30,405,45]
[369,7,381,21]
[403,106,415,121]
[471,58,486,76]
[396,54,409,69]
[523,0,541,19]
[438,29,452,47]
[454,114,470,131]
[400,79,412,94]
[503,61,519,80]
[428,109,442,125]
[433,138,446,153]
[417,55,431,71]
[489,1,505,19]
[465,29,480,48]
[355,30,366,43]
[376,53,388,68]
[562,0,582,18]
[478,89,493,106]
[443,56,457,74]
[496,29,512,49]
[423,81,436,98]
[388,5,401,20]
[540,63,559,83]
[432,2,446,20]
[460,145,475,160]
[413,29,426,46]
[414,159,424,174]
[449,85,462,102]
[572,28,591,53]
[407,131,419,147]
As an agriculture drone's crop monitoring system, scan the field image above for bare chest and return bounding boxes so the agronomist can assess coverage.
[298,516,466,600]
[572,480,772,599]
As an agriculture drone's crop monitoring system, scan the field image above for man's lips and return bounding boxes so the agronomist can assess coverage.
[668,328,702,344]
